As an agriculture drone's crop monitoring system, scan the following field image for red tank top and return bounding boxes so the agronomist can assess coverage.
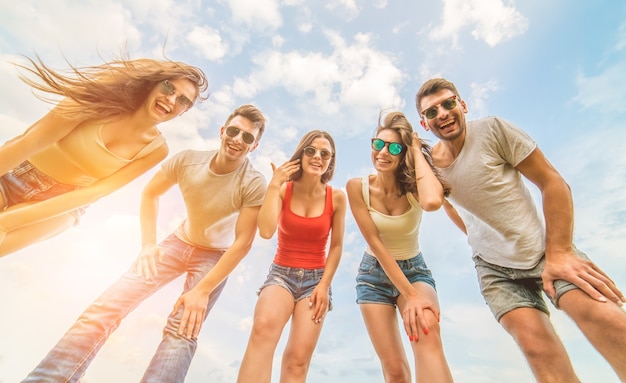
[273,181,333,269]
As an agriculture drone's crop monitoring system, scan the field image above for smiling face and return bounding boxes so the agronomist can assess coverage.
[301,137,333,177]
[218,115,259,162]
[419,88,468,142]
[148,77,198,121]
[371,128,403,174]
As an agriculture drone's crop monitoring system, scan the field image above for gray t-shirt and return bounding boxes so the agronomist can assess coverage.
[161,149,266,250]
[438,117,545,269]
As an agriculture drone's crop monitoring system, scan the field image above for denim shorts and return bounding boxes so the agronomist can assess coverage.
[473,248,589,321]
[0,161,86,219]
[355,252,436,307]
[258,263,332,311]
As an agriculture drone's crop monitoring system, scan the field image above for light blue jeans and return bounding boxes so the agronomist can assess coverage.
[22,234,227,383]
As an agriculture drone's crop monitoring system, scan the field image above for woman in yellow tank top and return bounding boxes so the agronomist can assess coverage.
[346,111,454,382]
[0,55,208,257]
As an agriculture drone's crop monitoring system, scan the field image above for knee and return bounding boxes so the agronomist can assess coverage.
[381,361,411,383]
[250,315,282,341]
[281,349,311,377]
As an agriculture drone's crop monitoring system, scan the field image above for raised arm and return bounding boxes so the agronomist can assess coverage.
[173,204,261,339]
[346,178,436,339]
[134,168,177,281]
[310,188,346,323]
[411,132,444,211]
[257,159,300,238]
[517,147,624,304]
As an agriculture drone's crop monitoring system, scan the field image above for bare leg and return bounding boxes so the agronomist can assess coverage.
[237,285,294,383]
[0,213,75,257]
[361,303,411,383]
[398,282,453,383]
[280,298,325,383]
[499,307,580,383]
[559,289,626,380]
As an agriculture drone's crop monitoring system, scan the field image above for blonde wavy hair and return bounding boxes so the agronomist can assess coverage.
[16,55,209,121]
[375,111,451,197]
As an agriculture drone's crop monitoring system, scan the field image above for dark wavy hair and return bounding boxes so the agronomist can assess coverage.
[375,111,450,197]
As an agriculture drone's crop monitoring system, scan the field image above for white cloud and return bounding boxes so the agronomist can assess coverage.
[467,80,500,118]
[233,30,404,128]
[574,60,626,113]
[430,0,528,47]
[226,0,283,31]
[187,26,228,61]
[325,0,360,20]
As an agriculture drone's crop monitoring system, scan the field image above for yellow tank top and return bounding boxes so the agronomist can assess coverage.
[28,123,165,186]
[362,175,423,260]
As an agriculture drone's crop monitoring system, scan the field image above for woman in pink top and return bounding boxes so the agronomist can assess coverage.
[0,55,207,257]
[237,130,346,383]
[346,111,453,382]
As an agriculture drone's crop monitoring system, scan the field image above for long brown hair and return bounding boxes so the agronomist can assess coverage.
[16,55,209,121]
[375,111,451,197]
[288,130,336,184]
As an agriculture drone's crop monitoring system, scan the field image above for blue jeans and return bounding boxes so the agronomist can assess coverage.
[22,234,227,383]
[355,252,436,307]
[258,263,333,311]
[0,160,85,219]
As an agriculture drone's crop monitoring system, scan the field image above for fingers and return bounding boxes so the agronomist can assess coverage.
[588,264,625,305]
[403,305,439,342]
[308,294,327,324]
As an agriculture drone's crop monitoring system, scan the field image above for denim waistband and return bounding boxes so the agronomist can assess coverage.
[270,263,324,279]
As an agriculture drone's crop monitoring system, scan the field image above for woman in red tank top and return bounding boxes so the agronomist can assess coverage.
[237,130,346,383]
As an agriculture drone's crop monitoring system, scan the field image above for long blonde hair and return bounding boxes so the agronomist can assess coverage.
[16,55,209,121]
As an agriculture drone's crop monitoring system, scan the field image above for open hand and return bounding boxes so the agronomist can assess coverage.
[134,244,165,281]
[543,251,625,306]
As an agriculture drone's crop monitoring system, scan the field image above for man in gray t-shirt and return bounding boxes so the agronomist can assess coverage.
[416,78,626,382]
[23,104,268,383]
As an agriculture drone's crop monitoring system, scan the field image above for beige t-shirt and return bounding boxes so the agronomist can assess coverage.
[162,149,266,250]
[438,116,545,269]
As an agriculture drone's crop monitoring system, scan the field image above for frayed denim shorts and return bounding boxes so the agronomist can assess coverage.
[473,247,588,321]
[0,161,86,220]
[258,263,332,311]
[356,252,436,307]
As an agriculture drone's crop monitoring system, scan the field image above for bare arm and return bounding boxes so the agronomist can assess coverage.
[0,144,168,232]
[443,199,467,234]
[134,169,177,281]
[411,132,444,211]
[172,205,261,338]
[517,147,624,304]
[310,189,346,323]
[0,105,82,175]
[256,160,300,238]
[346,178,436,340]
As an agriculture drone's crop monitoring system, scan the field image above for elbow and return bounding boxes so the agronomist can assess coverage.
[420,196,444,212]
[258,228,274,239]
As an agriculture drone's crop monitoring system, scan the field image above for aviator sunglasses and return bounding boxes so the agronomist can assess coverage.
[158,80,194,109]
[371,138,403,156]
[303,146,333,160]
[225,126,256,144]
[421,95,459,120]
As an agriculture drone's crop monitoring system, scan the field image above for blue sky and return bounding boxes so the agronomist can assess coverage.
[1,0,625,382]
